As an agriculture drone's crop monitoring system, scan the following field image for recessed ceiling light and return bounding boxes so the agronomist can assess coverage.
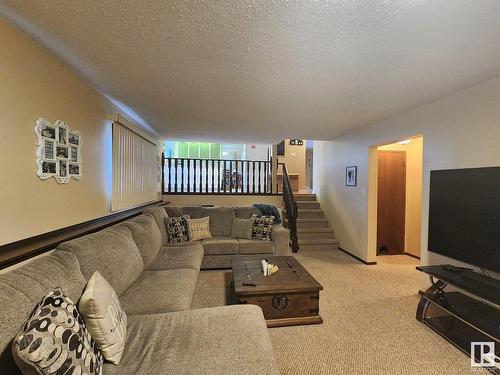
[398,139,412,145]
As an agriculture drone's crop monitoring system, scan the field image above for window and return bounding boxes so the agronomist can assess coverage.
[112,122,159,211]
[165,141,222,159]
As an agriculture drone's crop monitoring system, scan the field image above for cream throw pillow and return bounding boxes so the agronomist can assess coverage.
[187,216,212,241]
[79,271,127,365]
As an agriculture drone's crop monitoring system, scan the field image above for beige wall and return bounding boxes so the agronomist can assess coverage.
[313,77,500,285]
[245,144,270,161]
[278,139,307,190]
[0,18,138,245]
[378,137,423,257]
[162,194,282,208]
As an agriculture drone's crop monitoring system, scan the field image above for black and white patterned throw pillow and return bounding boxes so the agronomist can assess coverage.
[12,287,103,375]
[165,215,190,243]
[251,214,274,241]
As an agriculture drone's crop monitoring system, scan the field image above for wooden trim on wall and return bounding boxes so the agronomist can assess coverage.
[338,247,377,265]
[0,201,165,270]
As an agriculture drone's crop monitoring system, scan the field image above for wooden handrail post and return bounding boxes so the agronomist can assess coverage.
[271,144,278,194]
[279,162,299,253]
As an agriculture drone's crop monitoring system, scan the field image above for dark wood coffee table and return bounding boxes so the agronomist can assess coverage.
[232,256,323,328]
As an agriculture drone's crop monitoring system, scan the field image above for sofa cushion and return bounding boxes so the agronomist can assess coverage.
[165,206,183,217]
[119,214,162,267]
[79,271,127,364]
[57,226,143,296]
[231,217,254,239]
[251,214,274,241]
[201,254,234,269]
[182,206,205,219]
[187,216,212,241]
[143,206,169,245]
[201,237,238,255]
[12,287,103,375]
[119,269,197,315]
[203,206,235,236]
[235,206,260,219]
[146,244,204,272]
[0,252,87,375]
[102,305,280,375]
[238,239,275,254]
[162,240,201,247]
[165,215,190,243]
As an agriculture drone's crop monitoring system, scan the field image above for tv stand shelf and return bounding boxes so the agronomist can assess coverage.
[416,265,500,373]
[416,265,500,305]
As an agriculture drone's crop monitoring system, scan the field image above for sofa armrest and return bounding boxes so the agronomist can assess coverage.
[272,224,291,255]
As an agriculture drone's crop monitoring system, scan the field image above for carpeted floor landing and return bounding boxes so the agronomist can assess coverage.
[191,249,483,374]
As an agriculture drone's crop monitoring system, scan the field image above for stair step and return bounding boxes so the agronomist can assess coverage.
[299,243,340,251]
[297,228,335,239]
[298,238,339,251]
[296,218,329,229]
[294,194,317,201]
[296,201,320,209]
[298,238,339,245]
[297,227,334,232]
[298,209,324,219]
[297,218,328,223]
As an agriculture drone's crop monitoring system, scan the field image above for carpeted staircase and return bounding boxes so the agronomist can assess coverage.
[294,193,339,251]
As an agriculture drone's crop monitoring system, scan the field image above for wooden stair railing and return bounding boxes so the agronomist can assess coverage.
[162,156,276,195]
[279,162,299,253]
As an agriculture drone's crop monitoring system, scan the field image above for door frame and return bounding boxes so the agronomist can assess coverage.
[367,135,423,262]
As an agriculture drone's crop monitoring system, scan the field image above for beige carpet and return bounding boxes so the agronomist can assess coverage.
[192,249,483,374]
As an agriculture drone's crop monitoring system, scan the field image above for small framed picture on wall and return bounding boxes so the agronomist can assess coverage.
[346,166,357,186]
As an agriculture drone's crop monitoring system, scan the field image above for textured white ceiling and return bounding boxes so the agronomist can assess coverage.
[2,1,500,142]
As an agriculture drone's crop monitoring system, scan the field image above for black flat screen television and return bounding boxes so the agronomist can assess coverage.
[428,166,500,273]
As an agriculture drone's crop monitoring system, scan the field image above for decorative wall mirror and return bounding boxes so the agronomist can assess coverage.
[34,118,82,184]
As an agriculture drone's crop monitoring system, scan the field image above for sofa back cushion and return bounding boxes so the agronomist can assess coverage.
[0,251,87,375]
[231,217,254,239]
[143,206,169,245]
[166,206,204,219]
[182,206,204,219]
[57,226,143,296]
[118,214,162,267]
[203,206,235,236]
[165,206,183,217]
[235,206,260,219]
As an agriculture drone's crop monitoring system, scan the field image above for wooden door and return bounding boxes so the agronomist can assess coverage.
[377,151,406,255]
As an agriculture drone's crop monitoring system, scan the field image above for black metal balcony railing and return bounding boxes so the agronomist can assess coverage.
[162,156,274,194]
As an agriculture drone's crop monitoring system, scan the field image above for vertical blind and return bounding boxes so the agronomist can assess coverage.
[112,122,159,211]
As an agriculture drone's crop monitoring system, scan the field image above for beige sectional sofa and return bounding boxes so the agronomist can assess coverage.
[163,205,291,269]
[0,206,282,375]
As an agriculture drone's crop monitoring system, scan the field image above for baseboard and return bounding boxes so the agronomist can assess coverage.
[338,247,377,265]
[404,252,421,260]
